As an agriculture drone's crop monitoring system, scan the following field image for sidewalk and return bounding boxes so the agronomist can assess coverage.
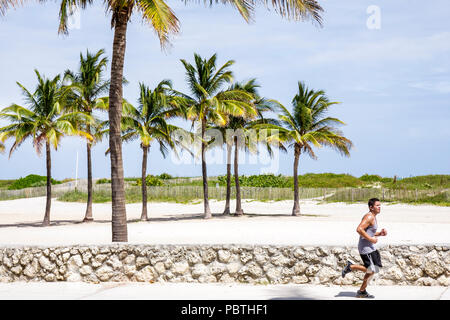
[0,282,448,300]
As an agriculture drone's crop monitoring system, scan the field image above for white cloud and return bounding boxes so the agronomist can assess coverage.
[409,81,450,94]
[351,85,390,96]
[307,32,450,65]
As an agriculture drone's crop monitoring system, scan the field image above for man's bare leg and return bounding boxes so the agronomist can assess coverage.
[350,264,366,273]
[360,272,374,292]
[348,264,374,292]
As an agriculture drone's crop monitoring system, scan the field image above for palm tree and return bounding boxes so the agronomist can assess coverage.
[224,79,282,215]
[1,0,323,240]
[120,80,184,221]
[209,124,233,215]
[61,1,179,242]
[263,81,353,216]
[0,70,92,226]
[219,80,257,215]
[64,49,109,222]
[179,53,255,218]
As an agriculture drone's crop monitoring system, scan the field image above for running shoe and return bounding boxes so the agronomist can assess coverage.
[356,290,375,298]
[341,260,353,278]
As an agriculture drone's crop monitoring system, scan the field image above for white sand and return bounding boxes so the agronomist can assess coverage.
[0,197,449,246]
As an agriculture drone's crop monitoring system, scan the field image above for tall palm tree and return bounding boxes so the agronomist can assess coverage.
[61,1,179,242]
[64,48,109,222]
[1,0,323,240]
[120,80,183,221]
[263,81,353,216]
[179,53,255,218]
[0,70,92,226]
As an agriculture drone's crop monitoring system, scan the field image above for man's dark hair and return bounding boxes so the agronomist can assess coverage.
[368,198,380,208]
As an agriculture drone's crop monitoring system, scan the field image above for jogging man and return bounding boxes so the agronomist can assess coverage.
[341,198,387,298]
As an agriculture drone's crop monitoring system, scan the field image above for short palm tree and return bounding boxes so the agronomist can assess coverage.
[64,48,109,222]
[179,53,255,218]
[263,81,353,216]
[223,79,282,215]
[121,80,184,221]
[0,70,92,226]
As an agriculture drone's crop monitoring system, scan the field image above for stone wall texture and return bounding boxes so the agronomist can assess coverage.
[0,244,448,286]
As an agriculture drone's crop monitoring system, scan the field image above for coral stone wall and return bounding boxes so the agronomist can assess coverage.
[0,245,448,286]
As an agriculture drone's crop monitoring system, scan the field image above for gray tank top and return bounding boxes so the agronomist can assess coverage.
[358,217,377,254]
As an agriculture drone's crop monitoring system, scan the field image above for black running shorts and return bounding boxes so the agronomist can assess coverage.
[360,250,382,272]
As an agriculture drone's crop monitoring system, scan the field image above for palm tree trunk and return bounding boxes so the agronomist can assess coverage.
[223,142,232,215]
[141,145,149,221]
[109,9,128,242]
[201,117,212,218]
[234,136,244,216]
[83,127,93,222]
[292,144,301,216]
[42,141,51,226]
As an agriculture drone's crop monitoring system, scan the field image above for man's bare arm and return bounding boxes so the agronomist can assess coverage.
[375,229,387,237]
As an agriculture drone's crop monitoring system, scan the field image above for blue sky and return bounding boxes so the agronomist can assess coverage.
[0,0,449,180]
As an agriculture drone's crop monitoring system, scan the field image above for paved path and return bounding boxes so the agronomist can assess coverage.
[0,282,448,300]
[1,199,448,303]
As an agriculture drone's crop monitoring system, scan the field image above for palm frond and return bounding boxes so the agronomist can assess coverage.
[0,69,94,157]
[0,0,25,16]
[208,60,234,94]
[261,0,324,25]
[274,81,353,162]
[135,0,180,49]
[57,0,97,34]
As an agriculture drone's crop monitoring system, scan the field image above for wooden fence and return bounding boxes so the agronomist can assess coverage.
[324,187,450,202]
[0,183,448,203]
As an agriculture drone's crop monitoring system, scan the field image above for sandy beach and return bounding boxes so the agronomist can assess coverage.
[0,197,448,247]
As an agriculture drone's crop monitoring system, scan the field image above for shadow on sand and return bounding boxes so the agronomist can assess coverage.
[0,220,106,228]
[335,291,357,298]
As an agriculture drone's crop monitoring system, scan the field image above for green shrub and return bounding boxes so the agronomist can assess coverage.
[297,173,363,188]
[135,175,164,186]
[359,174,393,184]
[360,174,383,182]
[96,178,111,184]
[242,174,292,188]
[217,174,292,188]
[158,173,173,180]
[7,174,61,190]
